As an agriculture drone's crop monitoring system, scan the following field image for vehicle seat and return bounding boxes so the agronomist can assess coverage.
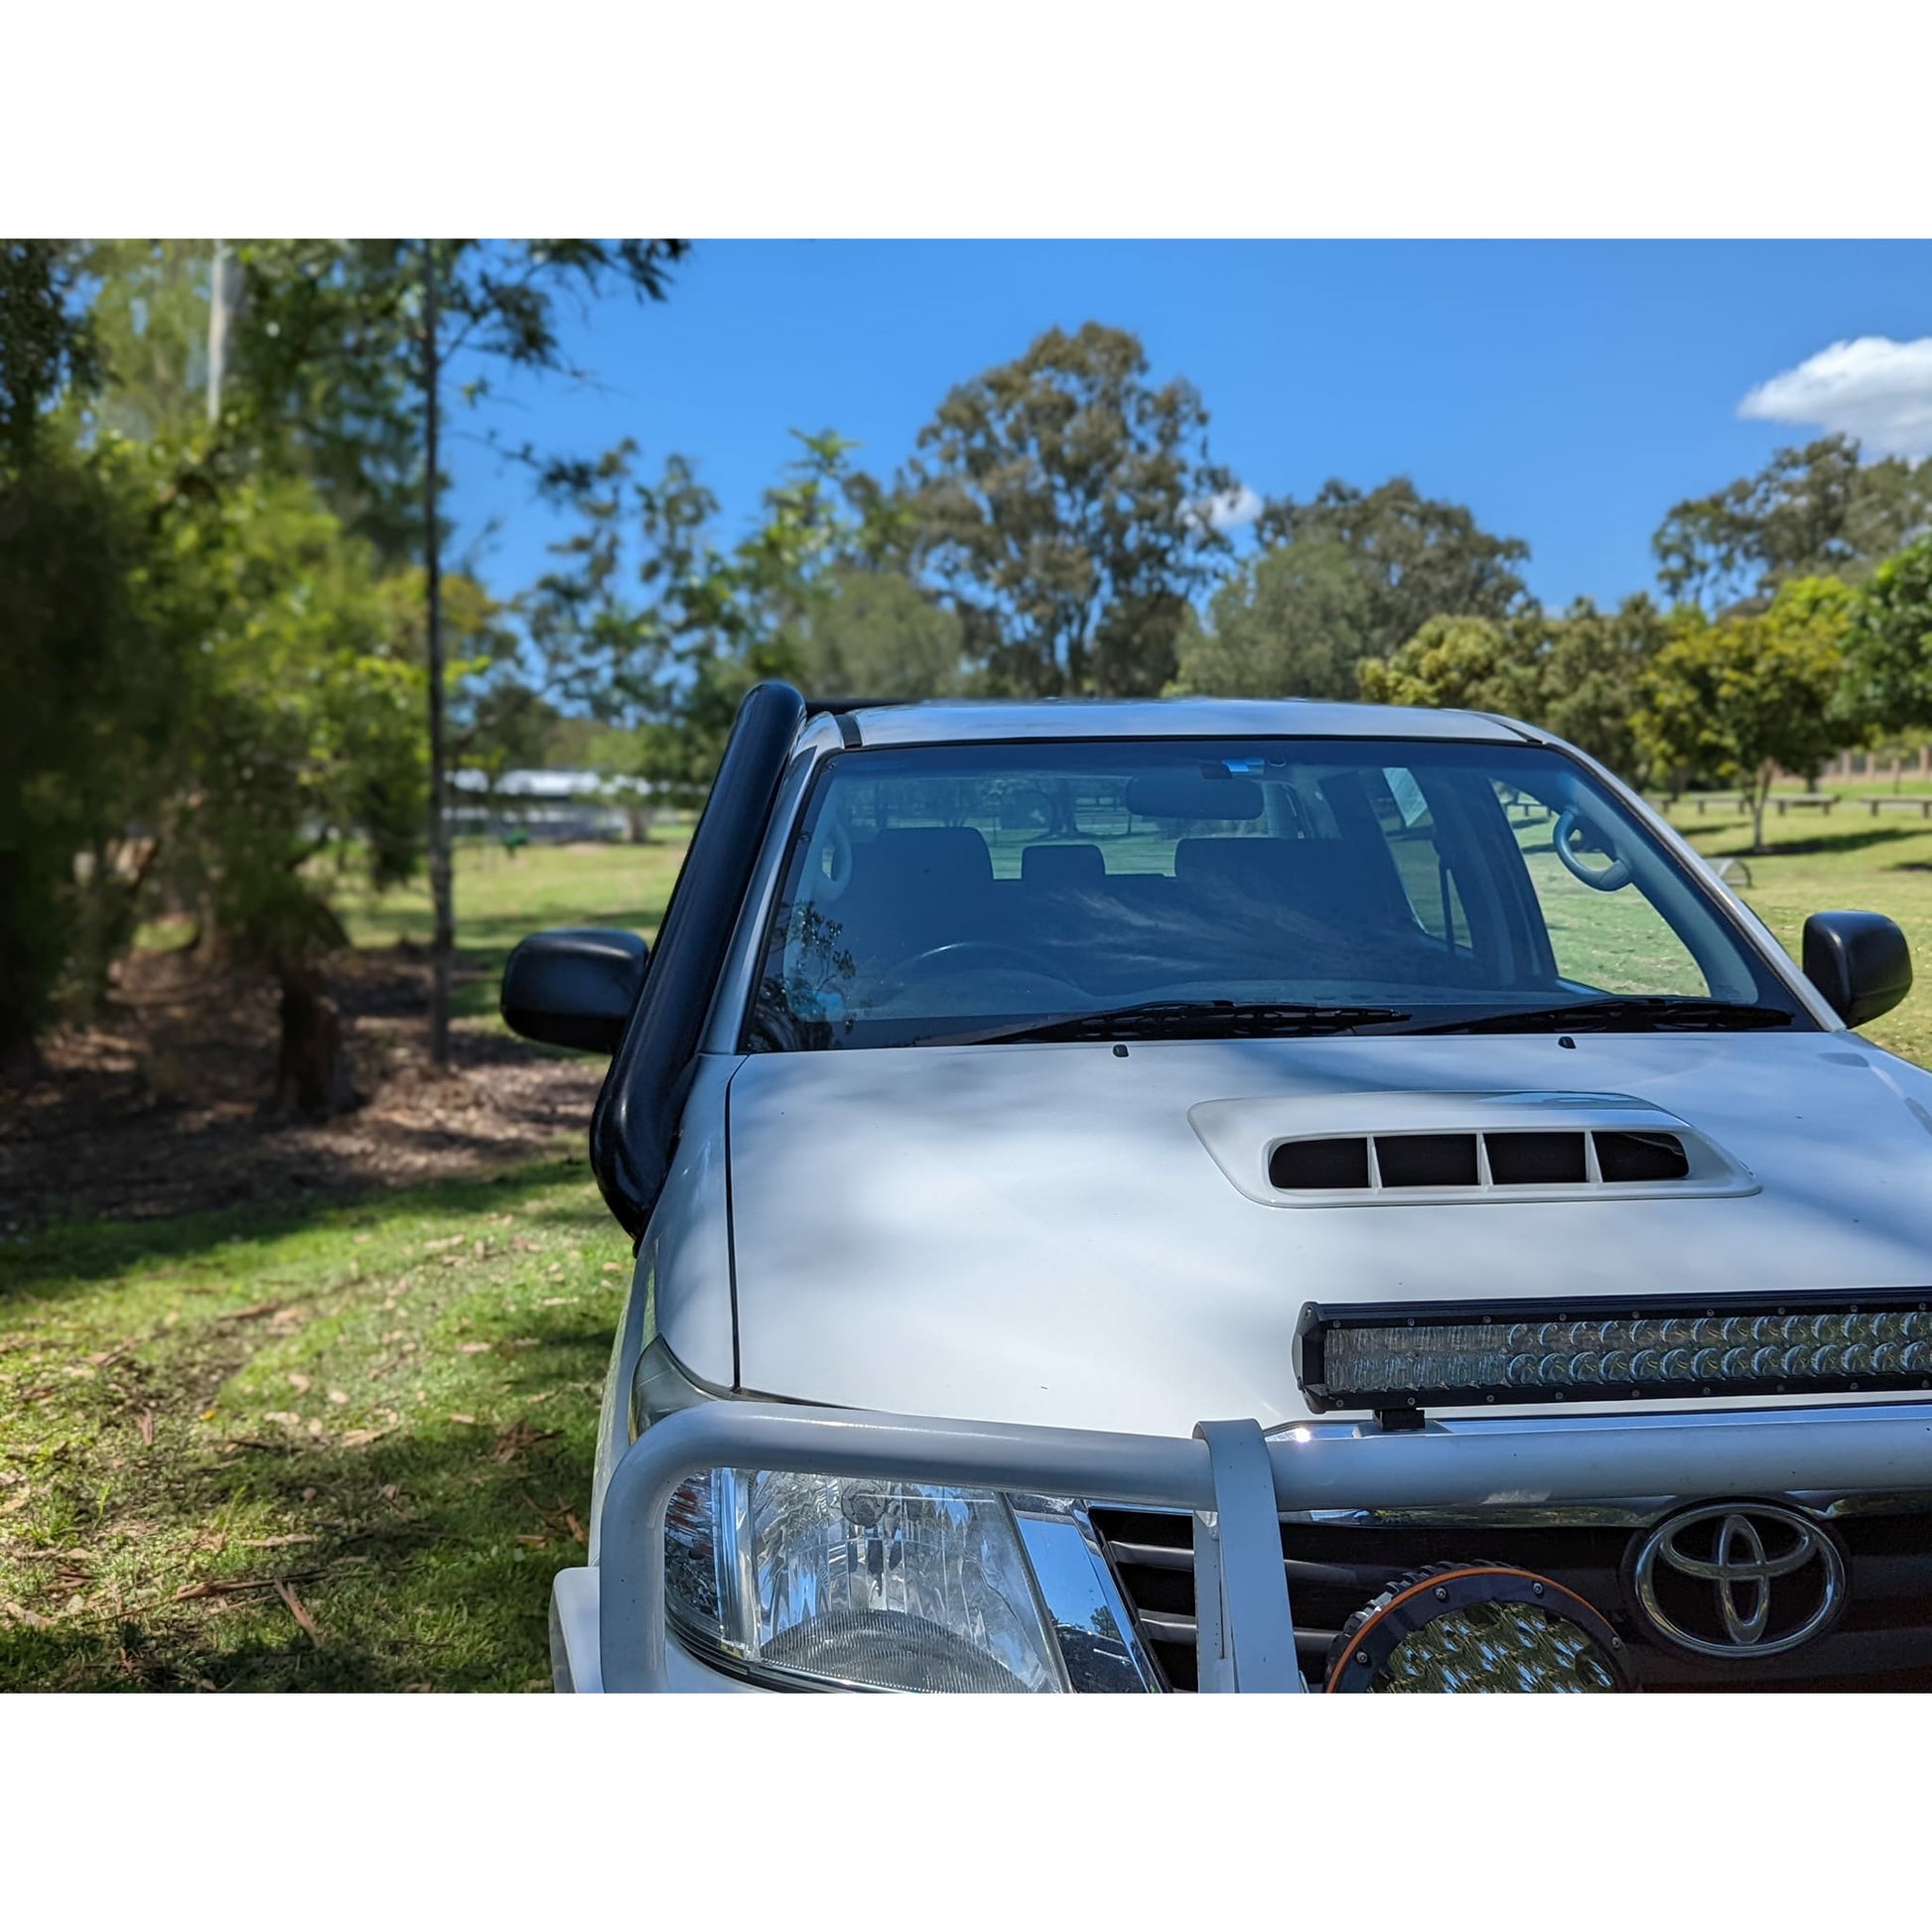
[1021,843,1105,890]
[833,826,997,965]
[1174,835,1411,963]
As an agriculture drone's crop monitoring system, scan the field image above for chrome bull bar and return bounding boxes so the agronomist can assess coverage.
[591,1399,1932,1692]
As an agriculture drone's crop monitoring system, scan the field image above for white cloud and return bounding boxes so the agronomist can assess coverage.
[1739,337,1932,459]
[1196,483,1262,532]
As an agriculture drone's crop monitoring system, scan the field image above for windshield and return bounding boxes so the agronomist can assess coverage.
[743,737,1811,1049]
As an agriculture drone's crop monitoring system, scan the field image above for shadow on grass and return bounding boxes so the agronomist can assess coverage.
[0,1159,601,1302]
[0,1158,628,1693]
[0,1395,603,1693]
[1683,822,1931,862]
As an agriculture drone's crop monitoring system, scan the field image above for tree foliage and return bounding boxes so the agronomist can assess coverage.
[0,240,96,463]
[1653,435,1932,613]
[526,430,953,800]
[1169,541,1373,699]
[225,239,688,561]
[906,323,1232,696]
[1355,597,1667,778]
[1631,579,1857,850]
[1253,476,1532,662]
[1838,533,1932,736]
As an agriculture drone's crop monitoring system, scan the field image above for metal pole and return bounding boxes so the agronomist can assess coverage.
[423,241,452,1068]
[207,239,229,427]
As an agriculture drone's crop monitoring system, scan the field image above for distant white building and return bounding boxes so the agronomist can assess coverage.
[447,768,652,843]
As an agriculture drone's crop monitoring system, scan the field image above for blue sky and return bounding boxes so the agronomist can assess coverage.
[444,241,1932,614]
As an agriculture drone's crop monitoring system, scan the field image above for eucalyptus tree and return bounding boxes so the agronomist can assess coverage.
[904,323,1234,697]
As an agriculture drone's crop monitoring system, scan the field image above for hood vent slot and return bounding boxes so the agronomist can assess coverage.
[1485,1132,1587,1185]
[1594,1131,1690,1183]
[1268,1137,1371,1191]
[1375,1133,1479,1188]
[1265,1128,1700,1198]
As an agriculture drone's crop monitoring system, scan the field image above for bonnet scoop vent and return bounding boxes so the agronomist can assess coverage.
[1267,1128,1690,1194]
[1195,1092,1750,1208]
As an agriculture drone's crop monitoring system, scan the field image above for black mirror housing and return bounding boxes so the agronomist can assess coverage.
[1802,910,1912,1030]
[500,927,649,1053]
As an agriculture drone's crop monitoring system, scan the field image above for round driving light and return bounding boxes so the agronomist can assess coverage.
[1323,1562,1635,1693]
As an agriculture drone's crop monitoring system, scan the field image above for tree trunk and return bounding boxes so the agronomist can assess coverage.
[423,241,453,1067]
[1750,770,1769,854]
[273,963,356,1118]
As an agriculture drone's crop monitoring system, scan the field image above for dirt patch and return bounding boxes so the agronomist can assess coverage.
[0,945,604,1231]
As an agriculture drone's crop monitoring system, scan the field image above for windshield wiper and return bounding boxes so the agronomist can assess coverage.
[938,999,1414,1046]
[1408,996,1796,1035]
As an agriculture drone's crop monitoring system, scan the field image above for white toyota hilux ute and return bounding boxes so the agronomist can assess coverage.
[502,686,1932,1694]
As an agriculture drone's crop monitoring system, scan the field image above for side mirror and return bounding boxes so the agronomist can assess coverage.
[500,927,649,1053]
[1802,910,1912,1030]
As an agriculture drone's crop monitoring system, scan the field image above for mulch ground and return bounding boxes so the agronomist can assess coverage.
[0,945,604,1232]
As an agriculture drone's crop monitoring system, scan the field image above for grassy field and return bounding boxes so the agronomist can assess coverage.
[333,830,695,1022]
[1,835,679,1691]
[0,1162,628,1691]
[1659,788,1932,1066]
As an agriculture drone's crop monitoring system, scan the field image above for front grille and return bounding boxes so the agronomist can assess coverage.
[1087,1504,1932,1691]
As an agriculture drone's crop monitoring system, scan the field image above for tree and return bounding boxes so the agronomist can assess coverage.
[1169,540,1374,699]
[1653,435,1932,613]
[1632,580,1857,851]
[525,429,927,802]
[0,244,157,1056]
[1252,476,1532,661]
[230,239,689,1064]
[796,568,966,699]
[1,241,96,461]
[1355,597,1667,780]
[1357,613,1525,715]
[1527,597,1672,781]
[904,323,1233,696]
[1839,533,1932,736]
[0,438,182,1055]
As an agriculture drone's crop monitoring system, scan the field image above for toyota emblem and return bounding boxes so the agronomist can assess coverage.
[1628,1502,1846,1659]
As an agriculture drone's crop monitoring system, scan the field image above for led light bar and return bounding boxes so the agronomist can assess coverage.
[1296,1290,1932,1415]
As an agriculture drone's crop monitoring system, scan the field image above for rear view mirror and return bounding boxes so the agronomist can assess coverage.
[1124,772,1264,822]
[501,927,649,1053]
[1802,910,1911,1030]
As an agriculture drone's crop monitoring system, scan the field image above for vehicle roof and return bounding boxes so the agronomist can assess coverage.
[840,696,1537,749]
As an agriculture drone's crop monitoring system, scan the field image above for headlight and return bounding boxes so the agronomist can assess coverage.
[631,1338,1068,1693]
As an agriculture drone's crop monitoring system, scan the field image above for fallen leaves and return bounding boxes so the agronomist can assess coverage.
[135,1410,155,1448]
[458,1342,491,1356]
[286,1371,311,1393]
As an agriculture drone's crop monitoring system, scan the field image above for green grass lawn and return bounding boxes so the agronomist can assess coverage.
[333,831,694,1022]
[3,834,684,1690]
[1657,795,1932,1066]
[0,1162,629,1690]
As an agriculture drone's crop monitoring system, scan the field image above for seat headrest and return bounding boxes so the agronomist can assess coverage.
[853,825,994,891]
[1175,836,1396,923]
[1022,842,1105,888]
